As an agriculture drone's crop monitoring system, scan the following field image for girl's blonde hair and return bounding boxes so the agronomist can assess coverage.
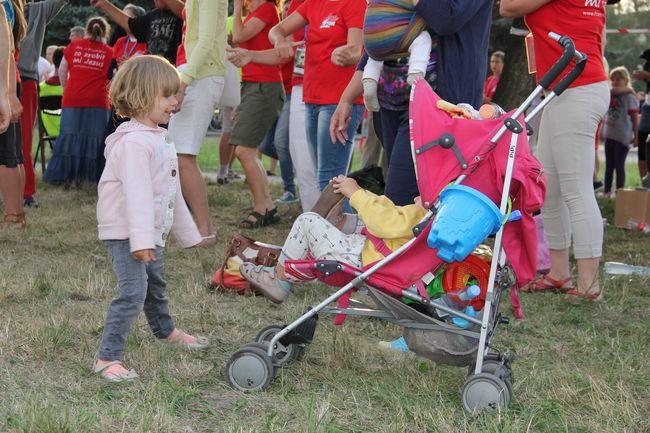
[609,66,632,89]
[109,55,180,118]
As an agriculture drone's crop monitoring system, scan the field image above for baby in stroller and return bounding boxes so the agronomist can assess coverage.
[240,175,426,303]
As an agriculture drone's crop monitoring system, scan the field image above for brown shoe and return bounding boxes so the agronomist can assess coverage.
[310,183,344,219]
[0,212,26,230]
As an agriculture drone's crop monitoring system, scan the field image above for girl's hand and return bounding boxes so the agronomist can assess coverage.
[329,101,352,144]
[330,44,357,67]
[274,37,295,59]
[132,249,156,262]
[332,175,360,198]
[226,47,253,67]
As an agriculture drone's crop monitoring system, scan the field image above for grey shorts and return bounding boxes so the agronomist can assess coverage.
[230,81,284,148]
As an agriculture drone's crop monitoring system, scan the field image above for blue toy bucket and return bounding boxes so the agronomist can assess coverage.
[427,185,503,263]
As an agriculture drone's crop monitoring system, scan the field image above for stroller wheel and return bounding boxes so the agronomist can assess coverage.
[255,325,306,366]
[225,345,275,392]
[461,372,511,414]
[468,353,514,387]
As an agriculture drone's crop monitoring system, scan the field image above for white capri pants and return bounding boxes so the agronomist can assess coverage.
[538,81,609,258]
[170,75,225,155]
[289,85,320,211]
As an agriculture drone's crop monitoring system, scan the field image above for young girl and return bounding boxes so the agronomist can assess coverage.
[93,55,210,383]
[604,66,639,197]
[239,175,426,303]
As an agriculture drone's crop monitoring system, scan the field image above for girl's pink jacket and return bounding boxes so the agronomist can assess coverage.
[97,120,202,252]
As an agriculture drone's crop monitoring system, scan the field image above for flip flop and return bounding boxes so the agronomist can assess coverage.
[566,288,603,302]
[93,360,139,383]
[161,330,209,350]
[521,274,573,293]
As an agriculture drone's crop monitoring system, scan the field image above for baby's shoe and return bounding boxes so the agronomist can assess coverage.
[362,78,380,112]
[239,263,291,304]
[377,336,409,352]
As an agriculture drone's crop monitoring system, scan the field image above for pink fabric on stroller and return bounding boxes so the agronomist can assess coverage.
[409,79,545,291]
[285,80,545,319]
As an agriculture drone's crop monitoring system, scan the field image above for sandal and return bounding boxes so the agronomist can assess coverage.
[239,211,267,229]
[93,360,139,383]
[266,207,280,224]
[240,263,291,304]
[566,288,603,302]
[0,212,26,230]
[161,329,209,350]
[520,274,573,293]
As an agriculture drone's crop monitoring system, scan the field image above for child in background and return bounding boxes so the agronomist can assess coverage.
[93,56,211,383]
[483,51,504,104]
[239,175,427,303]
[603,66,639,197]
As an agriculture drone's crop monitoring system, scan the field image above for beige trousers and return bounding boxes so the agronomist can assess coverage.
[538,81,609,258]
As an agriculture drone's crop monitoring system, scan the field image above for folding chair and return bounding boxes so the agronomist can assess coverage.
[33,93,62,173]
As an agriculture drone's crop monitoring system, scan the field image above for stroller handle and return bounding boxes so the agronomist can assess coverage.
[538,32,578,90]
[550,50,587,96]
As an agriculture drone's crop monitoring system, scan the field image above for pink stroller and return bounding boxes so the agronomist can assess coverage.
[225,33,587,413]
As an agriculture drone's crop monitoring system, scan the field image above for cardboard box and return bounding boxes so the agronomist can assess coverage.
[614,189,650,228]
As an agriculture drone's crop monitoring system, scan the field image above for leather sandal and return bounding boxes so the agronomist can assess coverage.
[0,212,26,230]
[566,288,603,302]
[521,274,573,293]
[93,360,139,383]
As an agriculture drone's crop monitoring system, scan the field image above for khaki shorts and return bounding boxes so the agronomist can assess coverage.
[230,81,284,148]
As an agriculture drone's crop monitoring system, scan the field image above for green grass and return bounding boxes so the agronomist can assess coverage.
[1,161,649,432]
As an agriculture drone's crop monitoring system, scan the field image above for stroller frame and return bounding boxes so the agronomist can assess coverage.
[225,33,587,413]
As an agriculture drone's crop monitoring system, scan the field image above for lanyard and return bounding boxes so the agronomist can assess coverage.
[123,36,139,59]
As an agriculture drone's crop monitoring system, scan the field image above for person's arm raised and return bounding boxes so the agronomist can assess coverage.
[269,10,307,59]
[159,0,184,18]
[231,0,267,44]
[89,0,131,34]
[499,0,553,18]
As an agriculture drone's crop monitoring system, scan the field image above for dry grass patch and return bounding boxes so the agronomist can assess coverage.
[0,180,649,432]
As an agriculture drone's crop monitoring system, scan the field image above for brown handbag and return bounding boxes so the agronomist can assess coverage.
[213,233,283,297]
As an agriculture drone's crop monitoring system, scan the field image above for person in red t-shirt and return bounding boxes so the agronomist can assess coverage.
[230,0,284,228]
[43,16,113,185]
[269,0,366,195]
[111,4,147,68]
[483,50,503,104]
[501,0,609,301]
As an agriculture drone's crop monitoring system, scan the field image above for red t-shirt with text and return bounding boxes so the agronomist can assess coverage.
[112,36,147,66]
[63,39,112,109]
[296,0,365,105]
[525,0,607,89]
[240,2,281,83]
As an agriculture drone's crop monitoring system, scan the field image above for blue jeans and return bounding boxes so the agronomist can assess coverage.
[305,103,364,190]
[373,108,419,206]
[98,241,175,361]
[259,96,295,195]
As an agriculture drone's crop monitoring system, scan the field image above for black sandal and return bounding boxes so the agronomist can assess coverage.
[239,211,267,229]
[265,207,280,225]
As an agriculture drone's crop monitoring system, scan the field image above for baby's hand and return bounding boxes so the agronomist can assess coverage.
[132,249,156,262]
[332,175,360,198]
